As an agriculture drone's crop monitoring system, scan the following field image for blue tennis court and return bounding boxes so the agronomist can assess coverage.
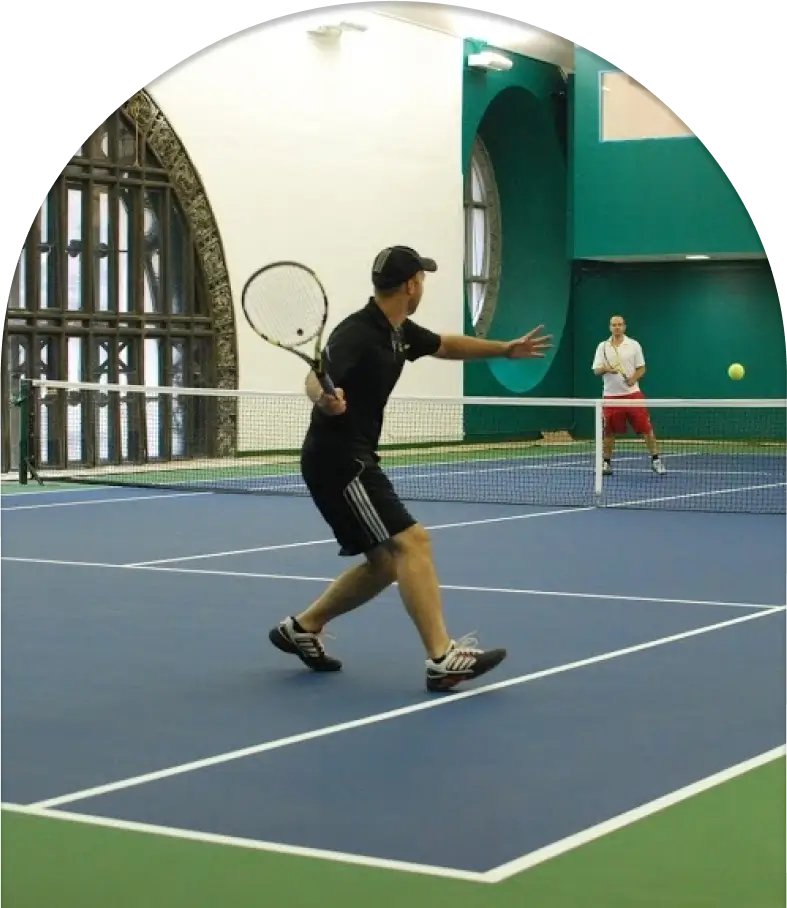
[2,482,784,882]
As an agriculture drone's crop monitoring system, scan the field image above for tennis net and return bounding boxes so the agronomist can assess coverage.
[14,379,787,514]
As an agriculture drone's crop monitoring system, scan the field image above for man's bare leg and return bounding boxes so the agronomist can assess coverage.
[387,524,451,660]
[642,431,666,472]
[297,525,454,660]
[296,549,396,632]
[603,432,616,474]
[299,525,455,659]
[603,433,616,461]
[269,548,396,672]
[385,523,507,690]
[270,524,506,690]
[643,431,660,456]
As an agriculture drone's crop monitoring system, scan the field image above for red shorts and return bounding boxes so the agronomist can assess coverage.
[603,391,653,436]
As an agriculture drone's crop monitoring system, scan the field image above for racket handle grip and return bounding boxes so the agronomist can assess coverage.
[317,370,337,396]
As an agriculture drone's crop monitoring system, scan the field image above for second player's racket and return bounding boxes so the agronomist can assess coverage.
[241,261,336,395]
[603,341,628,381]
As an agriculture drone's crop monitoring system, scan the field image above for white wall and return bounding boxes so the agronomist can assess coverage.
[148,11,466,418]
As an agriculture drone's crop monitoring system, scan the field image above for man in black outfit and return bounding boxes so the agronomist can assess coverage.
[269,245,551,691]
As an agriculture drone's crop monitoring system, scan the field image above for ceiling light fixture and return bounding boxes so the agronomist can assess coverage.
[307,20,368,39]
[467,50,513,72]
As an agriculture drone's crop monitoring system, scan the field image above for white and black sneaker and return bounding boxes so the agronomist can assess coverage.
[425,634,507,692]
[651,457,666,475]
[269,617,342,672]
[602,460,613,476]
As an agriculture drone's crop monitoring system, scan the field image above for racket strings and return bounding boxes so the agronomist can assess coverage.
[244,267,326,347]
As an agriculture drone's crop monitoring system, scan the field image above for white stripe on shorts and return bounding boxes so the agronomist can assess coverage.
[343,476,390,544]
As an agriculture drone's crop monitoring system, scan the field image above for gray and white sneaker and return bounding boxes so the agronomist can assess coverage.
[651,457,666,475]
[269,617,342,672]
[425,634,507,692]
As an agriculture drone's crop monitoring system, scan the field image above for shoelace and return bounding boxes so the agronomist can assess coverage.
[441,633,483,666]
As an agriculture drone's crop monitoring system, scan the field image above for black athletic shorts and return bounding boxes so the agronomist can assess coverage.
[300,448,416,557]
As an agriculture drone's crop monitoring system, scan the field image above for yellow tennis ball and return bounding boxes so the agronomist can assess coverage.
[728,363,745,381]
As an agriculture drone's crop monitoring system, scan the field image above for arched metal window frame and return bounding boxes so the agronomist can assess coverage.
[2,91,238,474]
[464,135,501,338]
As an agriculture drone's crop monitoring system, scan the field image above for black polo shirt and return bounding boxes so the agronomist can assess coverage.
[303,298,442,459]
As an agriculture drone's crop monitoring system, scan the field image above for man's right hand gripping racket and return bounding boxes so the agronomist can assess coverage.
[241,261,337,396]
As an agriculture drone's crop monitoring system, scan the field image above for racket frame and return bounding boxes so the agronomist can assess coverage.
[603,340,628,381]
[240,261,336,395]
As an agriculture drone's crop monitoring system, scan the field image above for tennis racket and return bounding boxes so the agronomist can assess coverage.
[603,341,629,381]
[241,261,336,395]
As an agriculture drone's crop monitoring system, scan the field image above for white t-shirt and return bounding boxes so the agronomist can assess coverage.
[592,336,646,396]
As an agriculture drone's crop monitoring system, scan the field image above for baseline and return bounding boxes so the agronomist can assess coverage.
[0,802,484,883]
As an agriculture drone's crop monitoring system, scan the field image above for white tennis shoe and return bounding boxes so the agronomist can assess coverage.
[425,634,507,692]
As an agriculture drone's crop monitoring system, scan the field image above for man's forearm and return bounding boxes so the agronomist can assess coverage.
[436,335,509,361]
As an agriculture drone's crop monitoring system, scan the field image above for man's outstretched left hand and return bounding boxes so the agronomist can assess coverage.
[504,325,553,359]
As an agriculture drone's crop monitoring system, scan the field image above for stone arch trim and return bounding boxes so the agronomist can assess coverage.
[124,90,238,453]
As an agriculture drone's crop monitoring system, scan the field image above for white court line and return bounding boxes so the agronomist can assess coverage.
[120,446,782,493]
[27,606,784,811]
[146,456,779,494]
[436,582,777,611]
[0,485,122,498]
[255,464,784,495]
[126,481,786,568]
[483,745,786,882]
[0,802,486,884]
[126,505,589,566]
[1,445,781,503]
[5,745,785,885]
[1,556,781,612]
[178,445,771,491]
[1,491,212,511]
[608,481,786,509]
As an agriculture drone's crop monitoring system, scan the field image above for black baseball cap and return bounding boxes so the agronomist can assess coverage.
[371,245,438,291]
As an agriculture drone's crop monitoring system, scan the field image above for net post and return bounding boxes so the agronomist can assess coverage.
[593,400,603,503]
[16,378,30,485]
[16,378,43,486]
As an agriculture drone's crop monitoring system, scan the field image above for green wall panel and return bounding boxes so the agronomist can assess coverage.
[461,41,571,438]
[572,48,764,259]
[570,260,784,438]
